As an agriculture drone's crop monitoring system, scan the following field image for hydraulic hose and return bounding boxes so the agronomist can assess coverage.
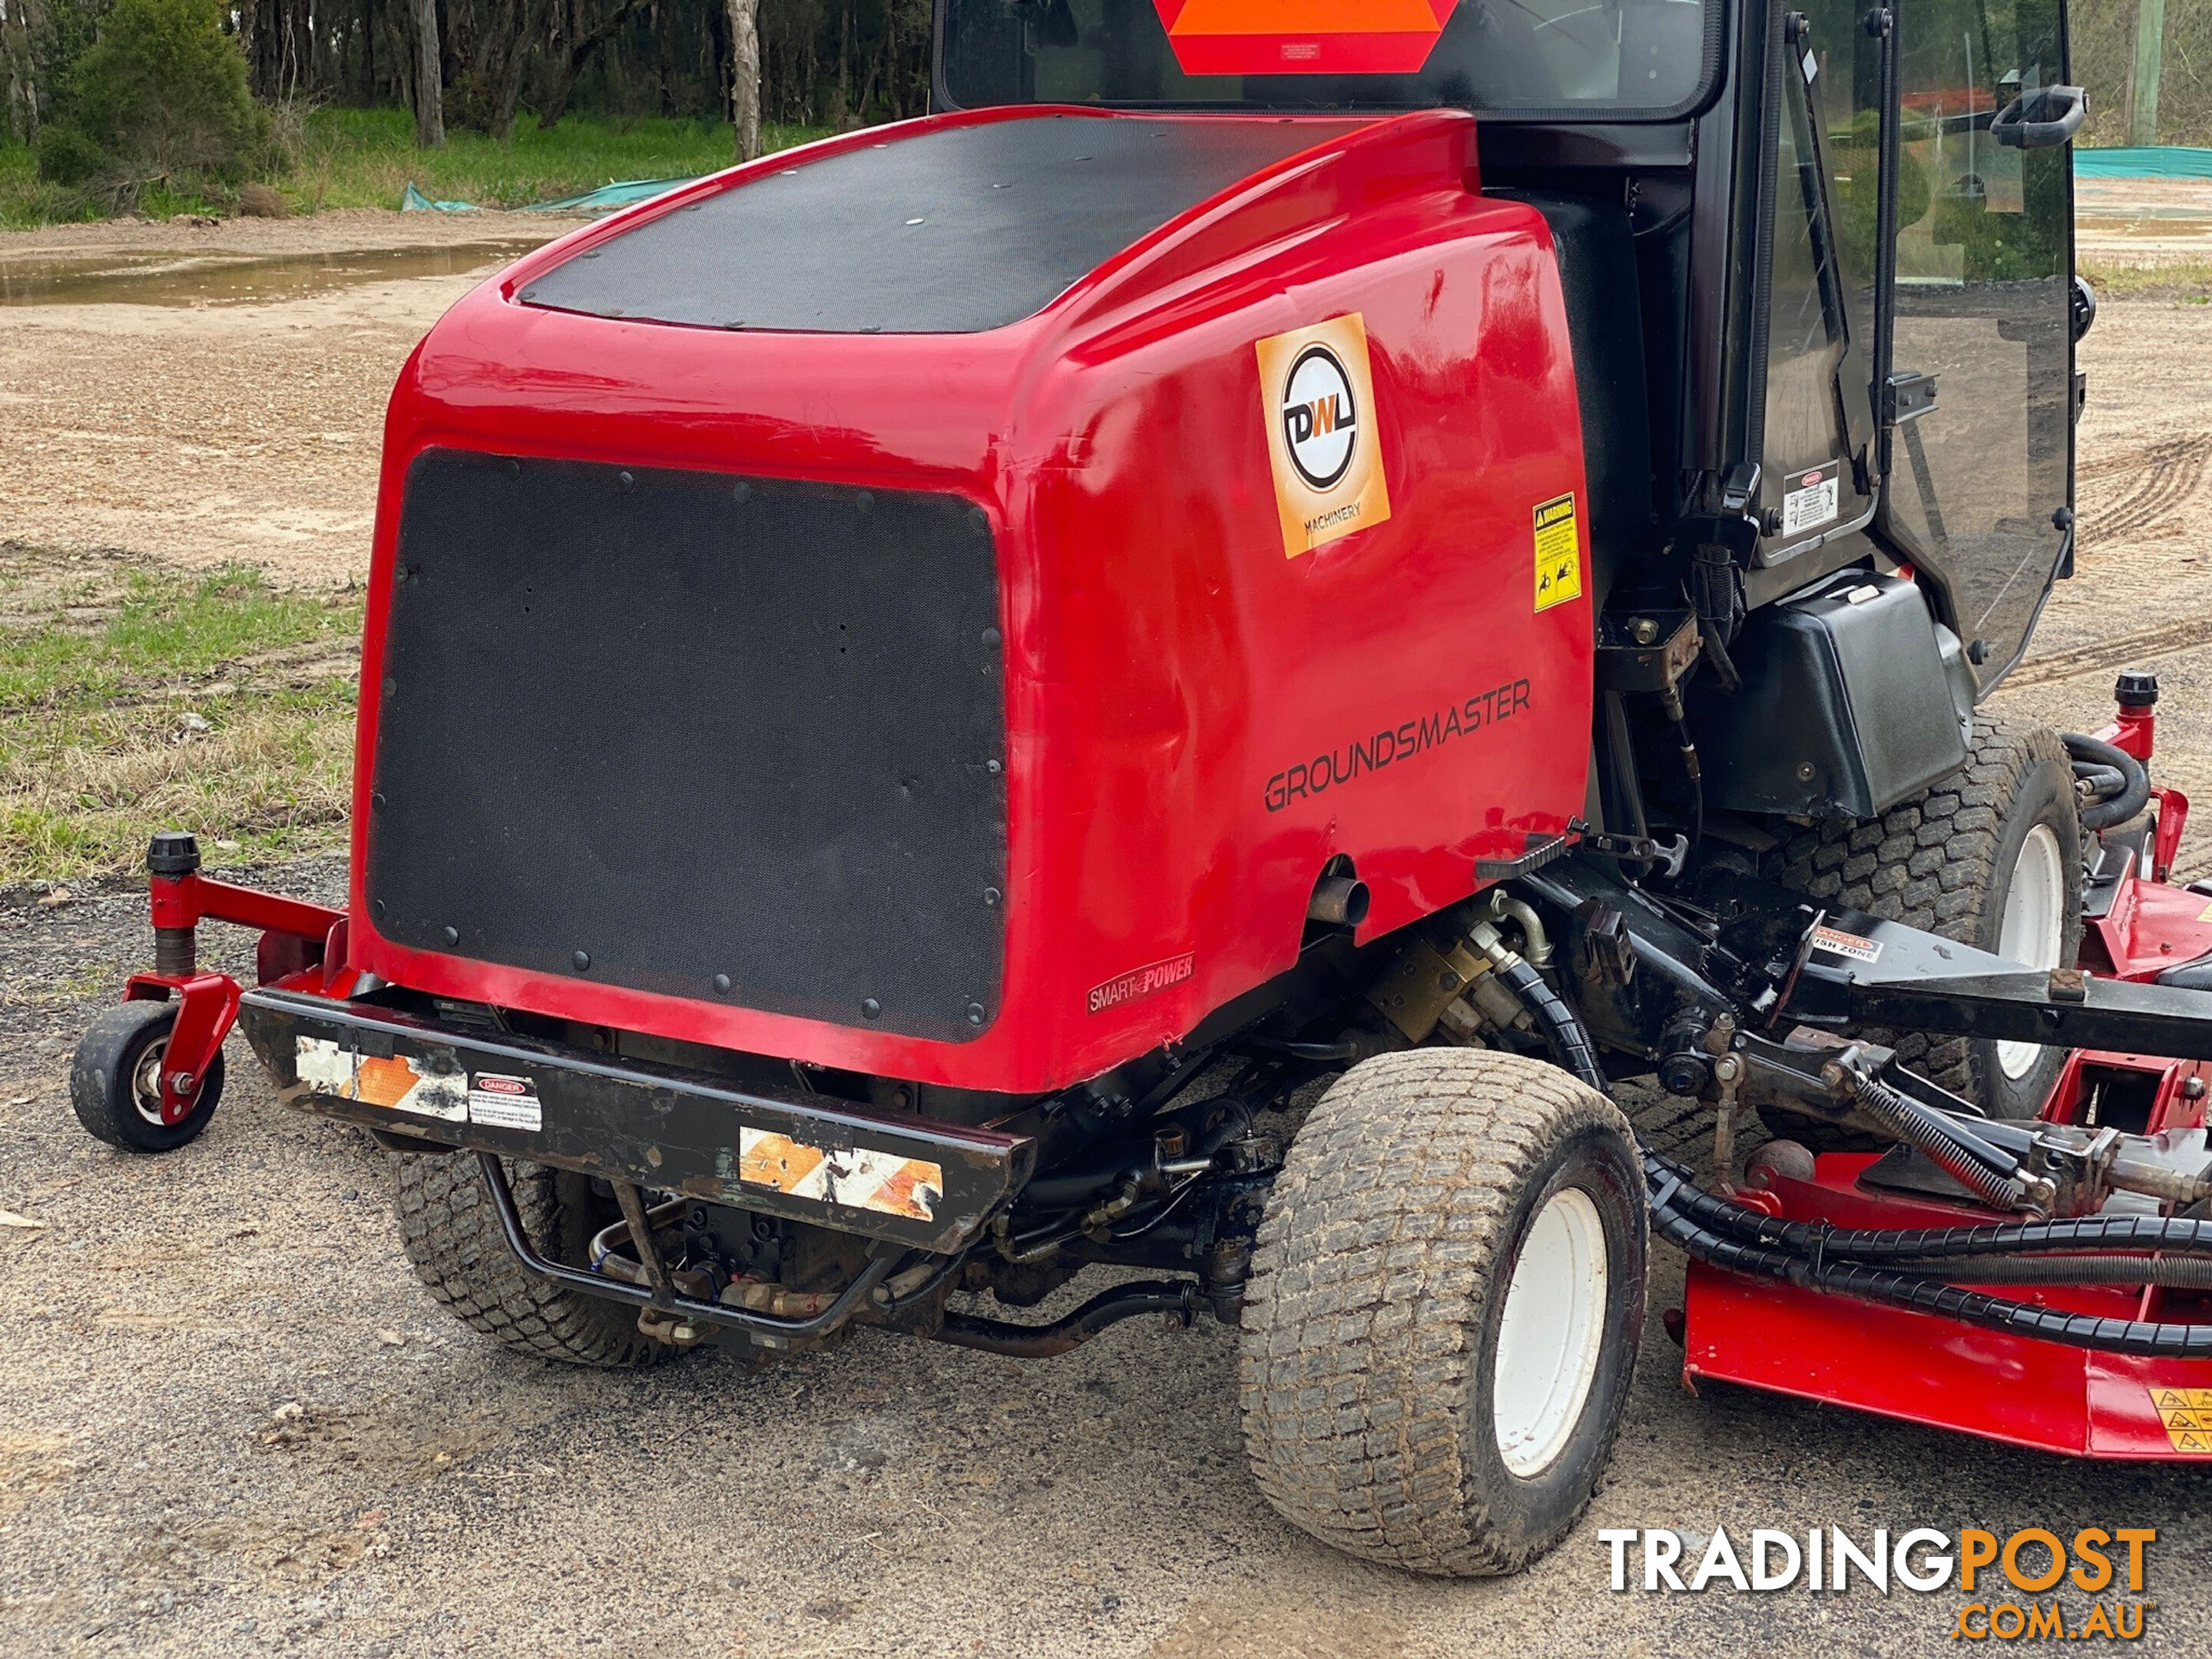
[1879,1253,2212,1290]
[1485,902,2212,1356]
[1644,1146,2212,1261]
[1494,956,1610,1094]
[1647,1176,2212,1359]
[2065,731,2151,831]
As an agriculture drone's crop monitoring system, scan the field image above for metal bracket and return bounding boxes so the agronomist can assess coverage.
[1475,820,1690,884]
[124,970,243,1124]
[475,1152,899,1346]
[1883,369,1939,426]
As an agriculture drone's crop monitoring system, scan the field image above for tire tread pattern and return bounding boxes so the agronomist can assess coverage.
[392,1153,671,1369]
[1238,1048,1635,1577]
[1773,716,2070,1095]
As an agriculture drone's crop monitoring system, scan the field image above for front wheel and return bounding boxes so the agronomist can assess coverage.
[1773,717,2082,1121]
[71,1000,225,1153]
[1239,1049,1646,1576]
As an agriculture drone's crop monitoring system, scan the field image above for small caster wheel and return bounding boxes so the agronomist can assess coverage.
[71,1001,225,1154]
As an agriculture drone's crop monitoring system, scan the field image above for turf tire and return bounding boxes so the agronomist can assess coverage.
[393,1152,676,1369]
[1772,717,2082,1126]
[1239,1049,1646,1577]
[71,1000,225,1154]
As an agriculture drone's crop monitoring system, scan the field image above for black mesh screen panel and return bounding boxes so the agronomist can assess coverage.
[367,451,1008,1041]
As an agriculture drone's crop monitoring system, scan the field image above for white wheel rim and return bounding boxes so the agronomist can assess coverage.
[1996,823,2067,1081]
[1492,1186,1609,1479]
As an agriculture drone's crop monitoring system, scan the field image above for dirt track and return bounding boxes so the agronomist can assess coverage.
[0,214,574,581]
[4,213,2212,1657]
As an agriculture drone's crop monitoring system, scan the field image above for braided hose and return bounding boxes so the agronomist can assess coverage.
[1494,957,1611,1095]
[1645,1147,2212,1260]
[1482,912,2212,1358]
[2065,731,2151,832]
[1879,1253,2212,1290]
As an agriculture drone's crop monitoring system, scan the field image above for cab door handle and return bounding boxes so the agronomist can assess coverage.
[1992,84,2087,149]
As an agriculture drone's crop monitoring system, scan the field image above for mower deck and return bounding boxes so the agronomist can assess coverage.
[1682,1146,2212,1459]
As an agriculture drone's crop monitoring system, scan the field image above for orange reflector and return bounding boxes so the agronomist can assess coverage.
[1155,0,1459,75]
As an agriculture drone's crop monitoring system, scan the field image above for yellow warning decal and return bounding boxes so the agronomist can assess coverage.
[2151,1387,2212,1452]
[1534,492,1583,612]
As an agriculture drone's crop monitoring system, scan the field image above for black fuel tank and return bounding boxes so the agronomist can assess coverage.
[1687,571,1972,820]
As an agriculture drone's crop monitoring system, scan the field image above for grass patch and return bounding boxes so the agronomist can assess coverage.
[2,107,831,226]
[0,145,98,230]
[0,550,361,886]
[2081,257,2212,303]
[289,108,829,214]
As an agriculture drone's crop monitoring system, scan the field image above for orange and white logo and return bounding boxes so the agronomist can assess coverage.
[1257,314,1392,558]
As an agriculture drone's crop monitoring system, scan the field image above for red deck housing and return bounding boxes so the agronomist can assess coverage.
[1681,727,2212,1459]
[343,106,1595,1094]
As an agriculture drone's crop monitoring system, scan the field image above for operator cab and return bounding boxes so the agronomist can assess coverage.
[937,0,2084,777]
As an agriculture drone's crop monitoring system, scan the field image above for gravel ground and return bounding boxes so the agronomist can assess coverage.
[7,865,2212,1657]
[3,214,2212,1657]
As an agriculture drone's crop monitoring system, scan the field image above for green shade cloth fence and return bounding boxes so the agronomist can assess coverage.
[402,177,698,214]
[2073,146,2212,179]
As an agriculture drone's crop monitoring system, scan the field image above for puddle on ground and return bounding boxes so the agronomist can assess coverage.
[0,241,551,307]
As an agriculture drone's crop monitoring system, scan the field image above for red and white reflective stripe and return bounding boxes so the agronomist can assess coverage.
[296,1035,467,1121]
[737,1128,944,1223]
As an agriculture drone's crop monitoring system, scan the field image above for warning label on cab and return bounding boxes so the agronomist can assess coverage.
[1534,494,1582,612]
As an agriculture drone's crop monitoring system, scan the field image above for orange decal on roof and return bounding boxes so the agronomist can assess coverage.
[1155,0,1459,75]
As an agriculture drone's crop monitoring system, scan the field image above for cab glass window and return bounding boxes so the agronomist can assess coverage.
[941,0,1714,116]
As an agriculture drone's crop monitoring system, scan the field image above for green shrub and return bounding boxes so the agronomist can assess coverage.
[39,0,267,203]
[33,122,108,187]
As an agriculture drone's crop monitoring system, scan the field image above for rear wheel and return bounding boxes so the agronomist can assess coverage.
[1774,717,2082,1121]
[392,1152,677,1369]
[1239,1049,1646,1576]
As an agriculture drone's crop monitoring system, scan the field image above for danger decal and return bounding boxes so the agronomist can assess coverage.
[1257,314,1392,558]
[2151,1387,2212,1453]
[466,1072,543,1133]
[1782,462,1841,538]
[1533,493,1584,613]
[1088,953,1197,1016]
[734,1128,945,1224]
[1266,679,1533,812]
[1810,924,1883,965]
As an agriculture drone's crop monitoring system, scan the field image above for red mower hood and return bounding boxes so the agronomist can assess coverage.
[354,105,1594,1095]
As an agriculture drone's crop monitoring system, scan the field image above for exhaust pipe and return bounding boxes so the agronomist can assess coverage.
[1307,876,1370,929]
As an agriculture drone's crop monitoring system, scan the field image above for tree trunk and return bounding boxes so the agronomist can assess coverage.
[836,0,850,124]
[539,0,651,130]
[885,0,899,119]
[413,0,445,147]
[485,0,547,140]
[359,0,376,104]
[727,0,760,162]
